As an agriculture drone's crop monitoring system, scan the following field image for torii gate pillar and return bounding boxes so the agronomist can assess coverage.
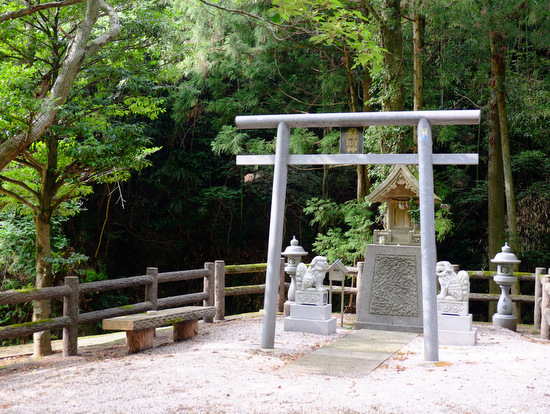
[235,110,480,362]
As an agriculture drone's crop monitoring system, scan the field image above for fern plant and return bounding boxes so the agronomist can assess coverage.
[304,197,373,264]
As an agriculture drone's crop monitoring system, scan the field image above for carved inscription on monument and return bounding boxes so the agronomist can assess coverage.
[369,254,419,317]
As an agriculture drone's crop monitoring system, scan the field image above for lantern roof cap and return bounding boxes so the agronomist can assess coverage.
[490,242,521,265]
[282,236,308,257]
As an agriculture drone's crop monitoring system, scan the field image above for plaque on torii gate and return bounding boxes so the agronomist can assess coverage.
[235,110,480,362]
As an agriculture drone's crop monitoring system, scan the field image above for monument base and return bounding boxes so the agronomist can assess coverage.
[492,313,517,331]
[284,303,337,335]
[355,321,423,333]
[438,314,477,346]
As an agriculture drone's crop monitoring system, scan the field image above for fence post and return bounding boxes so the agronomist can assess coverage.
[278,258,285,313]
[541,275,550,340]
[215,260,226,321]
[356,261,364,311]
[63,276,79,357]
[534,267,545,330]
[145,267,158,310]
[204,262,215,323]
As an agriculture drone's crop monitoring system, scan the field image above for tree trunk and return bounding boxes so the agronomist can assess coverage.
[360,65,373,200]
[33,213,53,357]
[32,136,59,357]
[342,45,369,200]
[411,0,424,150]
[356,165,370,200]
[343,45,360,112]
[488,92,506,265]
[489,30,520,321]
[412,1,423,113]
[322,165,329,198]
[379,0,404,113]
[490,31,518,254]
[488,75,506,320]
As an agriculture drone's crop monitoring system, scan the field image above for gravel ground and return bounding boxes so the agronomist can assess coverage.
[1,314,549,414]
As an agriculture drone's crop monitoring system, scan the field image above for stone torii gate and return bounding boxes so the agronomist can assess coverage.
[235,110,480,362]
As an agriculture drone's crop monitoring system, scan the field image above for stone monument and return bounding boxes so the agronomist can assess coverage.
[357,165,441,333]
[436,261,477,345]
[356,244,423,332]
[284,256,337,335]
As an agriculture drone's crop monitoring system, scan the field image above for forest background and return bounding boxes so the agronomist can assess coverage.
[1,0,549,352]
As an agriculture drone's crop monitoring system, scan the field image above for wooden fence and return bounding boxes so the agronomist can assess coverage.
[213,262,542,323]
[1,260,547,357]
[213,260,362,320]
[0,264,214,356]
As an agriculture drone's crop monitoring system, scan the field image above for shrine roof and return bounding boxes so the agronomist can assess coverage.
[366,165,442,203]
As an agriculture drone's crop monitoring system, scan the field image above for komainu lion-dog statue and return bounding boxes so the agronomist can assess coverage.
[295,256,328,292]
[436,260,469,301]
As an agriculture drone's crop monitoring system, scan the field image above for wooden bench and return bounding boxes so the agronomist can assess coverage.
[102,306,215,353]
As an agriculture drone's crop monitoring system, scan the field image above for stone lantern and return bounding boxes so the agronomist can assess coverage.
[490,242,521,331]
[281,236,308,302]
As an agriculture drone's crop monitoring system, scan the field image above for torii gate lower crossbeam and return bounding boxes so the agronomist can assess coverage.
[235,110,481,362]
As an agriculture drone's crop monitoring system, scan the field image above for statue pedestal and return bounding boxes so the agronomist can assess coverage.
[438,300,469,317]
[295,290,328,306]
[438,313,477,346]
[284,303,337,335]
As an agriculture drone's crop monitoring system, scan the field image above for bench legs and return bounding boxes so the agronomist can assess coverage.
[173,319,198,341]
[126,328,154,354]
[125,320,199,353]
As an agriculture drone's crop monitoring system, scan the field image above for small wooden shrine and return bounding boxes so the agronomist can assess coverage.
[367,165,441,245]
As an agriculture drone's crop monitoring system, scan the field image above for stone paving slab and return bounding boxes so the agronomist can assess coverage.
[281,329,418,378]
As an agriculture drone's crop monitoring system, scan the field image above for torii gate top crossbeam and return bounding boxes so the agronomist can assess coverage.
[235,110,480,129]
[237,153,479,166]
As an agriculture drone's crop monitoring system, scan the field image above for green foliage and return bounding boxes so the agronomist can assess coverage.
[0,63,39,136]
[212,126,340,158]
[304,198,373,264]
[0,212,37,279]
[271,0,384,71]
[0,1,169,299]
[364,125,414,154]
[78,269,108,283]
[435,204,454,243]
[211,126,251,156]
[407,197,420,225]
[0,210,89,280]
[0,279,33,346]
